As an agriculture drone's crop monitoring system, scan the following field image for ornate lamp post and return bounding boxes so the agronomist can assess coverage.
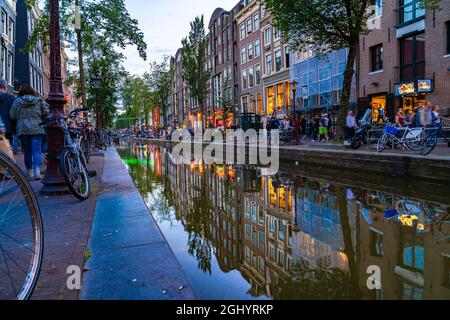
[92,75,102,128]
[42,0,69,194]
[291,80,298,120]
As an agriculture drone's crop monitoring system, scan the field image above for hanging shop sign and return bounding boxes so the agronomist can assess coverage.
[395,82,415,96]
[417,80,432,93]
[395,80,433,96]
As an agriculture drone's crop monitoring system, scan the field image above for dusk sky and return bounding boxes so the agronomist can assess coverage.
[121,0,239,75]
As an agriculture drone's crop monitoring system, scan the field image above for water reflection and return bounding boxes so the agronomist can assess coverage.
[118,142,450,300]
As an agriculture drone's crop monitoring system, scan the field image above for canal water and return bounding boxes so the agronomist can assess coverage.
[117,142,450,300]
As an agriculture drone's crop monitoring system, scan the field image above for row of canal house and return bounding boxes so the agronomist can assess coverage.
[168,0,450,129]
[0,0,74,105]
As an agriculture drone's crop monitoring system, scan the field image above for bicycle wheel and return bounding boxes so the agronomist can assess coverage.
[59,147,90,201]
[367,131,383,150]
[0,151,43,300]
[80,135,91,163]
[377,133,389,152]
[421,133,438,156]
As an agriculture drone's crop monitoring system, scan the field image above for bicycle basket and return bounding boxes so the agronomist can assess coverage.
[384,126,399,135]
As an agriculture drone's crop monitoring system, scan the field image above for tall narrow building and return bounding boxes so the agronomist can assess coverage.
[0,0,16,91]
[14,0,44,96]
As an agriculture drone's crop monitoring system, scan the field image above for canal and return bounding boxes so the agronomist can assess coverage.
[117,142,450,300]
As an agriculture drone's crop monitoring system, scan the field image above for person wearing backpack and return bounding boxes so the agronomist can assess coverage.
[9,85,50,180]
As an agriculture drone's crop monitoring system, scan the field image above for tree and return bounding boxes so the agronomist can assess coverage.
[121,74,154,128]
[24,0,148,127]
[181,16,211,128]
[264,0,442,142]
[144,57,173,128]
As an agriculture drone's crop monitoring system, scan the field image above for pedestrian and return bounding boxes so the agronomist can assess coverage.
[0,79,16,146]
[432,106,441,127]
[317,114,330,143]
[345,111,356,143]
[9,85,50,180]
[411,102,423,127]
[420,102,433,128]
[405,110,413,127]
[395,109,406,127]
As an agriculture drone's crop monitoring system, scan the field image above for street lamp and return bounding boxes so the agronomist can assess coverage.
[291,80,298,119]
[92,75,102,128]
[41,0,70,194]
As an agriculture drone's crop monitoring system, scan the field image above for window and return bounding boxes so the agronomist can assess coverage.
[369,229,384,257]
[264,27,271,46]
[242,96,249,112]
[258,257,265,271]
[242,69,248,89]
[257,92,263,114]
[273,26,282,40]
[241,47,246,64]
[254,13,260,31]
[1,10,6,35]
[255,64,261,85]
[248,43,253,60]
[8,18,13,43]
[399,0,425,25]
[265,54,273,75]
[248,67,254,88]
[275,49,282,71]
[255,39,261,57]
[370,0,383,17]
[277,83,285,110]
[447,21,450,55]
[400,33,425,81]
[247,18,252,34]
[370,44,383,72]
[444,255,450,288]
[267,86,275,115]
[7,51,12,84]
[240,23,245,40]
[1,47,5,79]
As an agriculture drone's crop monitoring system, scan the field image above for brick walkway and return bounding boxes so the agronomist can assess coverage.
[14,152,105,300]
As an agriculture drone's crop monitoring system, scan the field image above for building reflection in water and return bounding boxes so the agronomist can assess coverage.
[119,143,450,300]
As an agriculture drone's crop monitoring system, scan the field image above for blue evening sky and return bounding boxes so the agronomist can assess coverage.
[122,0,239,75]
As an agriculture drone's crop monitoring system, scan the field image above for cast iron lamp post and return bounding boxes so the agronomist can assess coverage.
[291,80,298,120]
[41,0,70,194]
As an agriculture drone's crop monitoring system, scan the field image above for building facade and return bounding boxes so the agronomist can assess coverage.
[358,0,450,120]
[15,0,43,95]
[290,48,358,126]
[236,0,263,116]
[260,8,291,119]
[0,0,16,91]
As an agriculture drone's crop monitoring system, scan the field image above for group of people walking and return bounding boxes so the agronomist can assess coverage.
[0,79,49,180]
[395,102,441,128]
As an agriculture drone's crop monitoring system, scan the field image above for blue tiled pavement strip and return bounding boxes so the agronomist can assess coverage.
[81,148,197,300]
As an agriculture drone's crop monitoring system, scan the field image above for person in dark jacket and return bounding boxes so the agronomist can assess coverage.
[10,85,49,180]
[0,79,16,144]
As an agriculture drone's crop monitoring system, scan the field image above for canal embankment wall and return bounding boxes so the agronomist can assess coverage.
[136,138,450,183]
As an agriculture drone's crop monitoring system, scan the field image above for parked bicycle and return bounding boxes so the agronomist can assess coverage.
[0,150,43,300]
[42,107,92,200]
[376,123,425,153]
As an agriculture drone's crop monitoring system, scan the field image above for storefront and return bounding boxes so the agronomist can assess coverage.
[395,80,432,113]
[213,110,234,130]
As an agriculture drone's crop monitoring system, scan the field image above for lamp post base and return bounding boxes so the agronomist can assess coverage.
[40,180,70,197]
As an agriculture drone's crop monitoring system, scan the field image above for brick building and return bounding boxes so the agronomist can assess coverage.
[260,7,291,119]
[358,0,450,120]
[236,0,263,115]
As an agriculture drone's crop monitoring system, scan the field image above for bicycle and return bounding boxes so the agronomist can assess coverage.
[0,150,44,300]
[376,123,425,153]
[42,107,91,200]
[419,119,450,156]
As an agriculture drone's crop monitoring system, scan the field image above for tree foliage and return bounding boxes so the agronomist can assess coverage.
[24,0,148,128]
[181,16,211,126]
